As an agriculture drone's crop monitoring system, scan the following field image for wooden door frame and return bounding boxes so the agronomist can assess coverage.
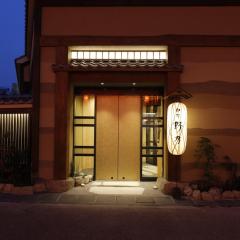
[52,42,182,181]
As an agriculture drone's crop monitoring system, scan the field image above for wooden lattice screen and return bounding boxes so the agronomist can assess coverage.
[0,110,31,185]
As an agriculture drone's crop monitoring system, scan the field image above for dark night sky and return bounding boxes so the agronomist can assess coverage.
[0,0,25,88]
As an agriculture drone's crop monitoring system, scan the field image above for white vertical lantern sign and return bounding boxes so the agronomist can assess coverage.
[167,102,187,155]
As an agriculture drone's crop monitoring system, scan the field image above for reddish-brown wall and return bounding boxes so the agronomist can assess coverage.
[42,7,240,36]
[39,6,240,182]
[39,47,56,179]
[181,47,240,182]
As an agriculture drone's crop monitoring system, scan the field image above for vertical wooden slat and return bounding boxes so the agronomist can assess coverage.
[0,111,31,184]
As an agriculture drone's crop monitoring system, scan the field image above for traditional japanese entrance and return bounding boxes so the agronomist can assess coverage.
[73,90,164,181]
[96,95,140,180]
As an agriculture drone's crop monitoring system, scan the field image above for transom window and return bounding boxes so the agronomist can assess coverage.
[68,46,168,68]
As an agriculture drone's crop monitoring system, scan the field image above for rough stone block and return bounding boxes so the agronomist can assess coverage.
[222,191,235,200]
[2,184,14,194]
[232,190,240,199]
[83,176,90,184]
[201,192,214,201]
[162,182,177,195]
[33,182,47,193]
[192,190,201,200]
[12,186,33,195]
[156,177,168,191]
[183,186,193,197]
[177,182,189,192]
[46,178,74,193]
[75,176,84,186]
[209,187,222,200]
[0,183,4,192]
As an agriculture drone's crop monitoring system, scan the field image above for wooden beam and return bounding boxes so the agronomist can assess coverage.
[52,64,183,73]
[40,35,240,47]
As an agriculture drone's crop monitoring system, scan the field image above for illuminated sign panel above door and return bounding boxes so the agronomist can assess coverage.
[68,46,168,68]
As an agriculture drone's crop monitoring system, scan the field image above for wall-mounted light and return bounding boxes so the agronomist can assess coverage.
[83,95,89,101]
[167,102,187,155]
[144,96,150,104]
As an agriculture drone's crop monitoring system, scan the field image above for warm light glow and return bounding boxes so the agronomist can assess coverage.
[167,102,187,155]
[69,46,168,61]
[144,96,150,103]
[160,51,168,60]
[83,95,89,101]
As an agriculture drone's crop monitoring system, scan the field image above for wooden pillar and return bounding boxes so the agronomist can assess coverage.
[54,71,69,179]
[54,46,69,179]
[165,44,182,181]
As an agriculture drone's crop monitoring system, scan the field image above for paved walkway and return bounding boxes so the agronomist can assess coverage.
[0,181,177,206]
[0,181,240,207]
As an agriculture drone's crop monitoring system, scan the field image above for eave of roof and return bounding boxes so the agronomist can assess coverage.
[0,95,32,105]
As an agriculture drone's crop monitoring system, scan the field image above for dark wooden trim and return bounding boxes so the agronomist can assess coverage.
[168,45,181,65]
[52,64,183,73]
[54,46,69,180]
[75,87,164,96]
[40,35,174,46]
[39,0,240,7]
[56,46,68,65]
[0,108,32,114]
[31,1,42,176]
[40,35,240,47]
[54,71,69,179]
[188,128,240,136]
[165,72,181,182]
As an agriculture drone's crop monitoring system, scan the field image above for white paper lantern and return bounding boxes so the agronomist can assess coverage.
[167,102,187,155]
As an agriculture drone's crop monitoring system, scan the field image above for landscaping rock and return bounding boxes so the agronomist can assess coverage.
[162,182,177,195]
[209,187,222,200]
[183,186,193,197]
[190,183,198,190]
[2,184,14,194]
[201,192,214,201]
[88,175,93,182]
[177,182,189,192]
[33,182,47,193]
[0,183,4,192]
[83,175,90,184]
[75,176,84,186]
[192,190,201,200]
[12,186,33,195]
[232,190,240,199]
[222,191,235,200]
[46,178,74,193]
[156,177,168,191]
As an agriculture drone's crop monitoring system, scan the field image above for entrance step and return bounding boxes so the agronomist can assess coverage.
[92,181,140,187]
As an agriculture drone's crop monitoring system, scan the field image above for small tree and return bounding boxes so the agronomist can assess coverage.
[194,137,217,181]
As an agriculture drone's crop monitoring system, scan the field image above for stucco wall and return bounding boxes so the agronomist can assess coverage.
[42,7,240,36]
[181,47,240,182]
[39,47,56,179]
[39,6,240,182]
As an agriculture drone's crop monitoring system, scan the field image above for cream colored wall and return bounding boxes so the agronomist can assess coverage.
[42,7,240,36]
[39,47,56,179]
[181,47,240,182]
